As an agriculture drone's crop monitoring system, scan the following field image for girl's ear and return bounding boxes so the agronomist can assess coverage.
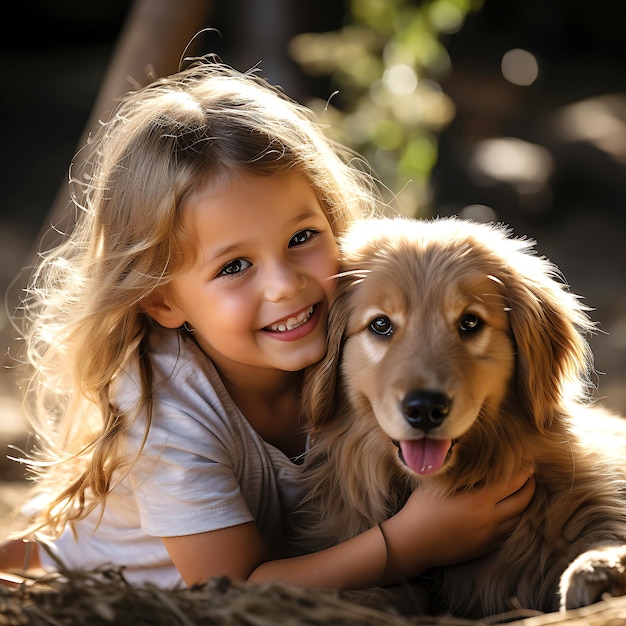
[142,288,186,329]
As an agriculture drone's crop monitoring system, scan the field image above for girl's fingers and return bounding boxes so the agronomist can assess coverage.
[496,474,536,513]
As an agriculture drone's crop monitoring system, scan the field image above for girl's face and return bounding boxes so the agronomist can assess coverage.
[149,172,339,376]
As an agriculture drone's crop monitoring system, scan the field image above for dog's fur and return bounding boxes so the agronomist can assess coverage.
[295,216,626,617]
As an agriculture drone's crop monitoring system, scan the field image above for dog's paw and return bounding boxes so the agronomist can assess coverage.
[560,546,626,611]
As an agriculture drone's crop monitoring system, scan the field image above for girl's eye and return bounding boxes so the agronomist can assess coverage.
[369,316,394,337]
[219,258,252,277]
[289,229,318,248]
[459,313,483,333]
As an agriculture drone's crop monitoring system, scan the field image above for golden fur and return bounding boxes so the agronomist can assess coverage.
[296,216,626,617]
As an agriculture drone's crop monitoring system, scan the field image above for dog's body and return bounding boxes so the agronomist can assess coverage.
[295,217,626,617]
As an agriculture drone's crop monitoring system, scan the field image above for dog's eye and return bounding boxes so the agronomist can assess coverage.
[459,313,483,333]
[369,316,394,337]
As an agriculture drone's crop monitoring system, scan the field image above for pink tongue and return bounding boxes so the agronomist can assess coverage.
[399,438,452,475]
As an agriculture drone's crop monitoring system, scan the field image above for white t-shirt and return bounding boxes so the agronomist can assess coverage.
[39,330,306,587]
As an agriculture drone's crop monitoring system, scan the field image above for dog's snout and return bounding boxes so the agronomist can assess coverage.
[401,389,451,431]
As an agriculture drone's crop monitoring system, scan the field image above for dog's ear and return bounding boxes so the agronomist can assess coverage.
[302,278,354,430]
[503,253,594,430]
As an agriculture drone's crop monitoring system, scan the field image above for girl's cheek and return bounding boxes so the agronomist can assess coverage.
[328,239,341,273]
[325,262,341,298]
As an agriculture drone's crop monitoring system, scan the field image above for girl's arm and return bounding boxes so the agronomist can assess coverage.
[163,521,387,588]
[163,469,534,588]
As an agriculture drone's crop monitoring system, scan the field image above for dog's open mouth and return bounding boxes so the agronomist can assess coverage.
[395,438,453,475]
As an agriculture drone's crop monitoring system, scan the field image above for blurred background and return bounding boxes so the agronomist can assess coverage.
[1,0,626,525]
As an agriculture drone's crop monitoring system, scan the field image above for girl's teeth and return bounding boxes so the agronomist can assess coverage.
[269,306,313,332]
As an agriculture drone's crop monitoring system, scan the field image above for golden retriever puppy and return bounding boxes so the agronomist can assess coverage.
[296,216,626,617]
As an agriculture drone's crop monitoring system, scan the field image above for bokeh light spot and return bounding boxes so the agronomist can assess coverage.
[460,204,498,222]
[501,48,539,86]
[383,64,418,96]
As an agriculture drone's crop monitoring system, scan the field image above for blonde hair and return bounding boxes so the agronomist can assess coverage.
[17,58,382,538]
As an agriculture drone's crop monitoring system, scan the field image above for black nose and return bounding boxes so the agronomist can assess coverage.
[401,390,451,431]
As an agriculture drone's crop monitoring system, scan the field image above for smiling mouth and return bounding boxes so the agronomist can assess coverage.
[266,306,314,333]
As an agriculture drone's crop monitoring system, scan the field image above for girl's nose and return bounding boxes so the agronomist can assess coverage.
[264,261,307,302]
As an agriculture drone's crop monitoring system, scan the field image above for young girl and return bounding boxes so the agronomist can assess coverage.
[1,58,534,589]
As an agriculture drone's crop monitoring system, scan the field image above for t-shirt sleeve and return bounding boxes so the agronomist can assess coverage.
[126,400,254,538]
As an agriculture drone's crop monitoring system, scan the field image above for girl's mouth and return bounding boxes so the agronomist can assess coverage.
[265,306,314,333]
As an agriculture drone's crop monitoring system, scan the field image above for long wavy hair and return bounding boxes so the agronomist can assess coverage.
[15,58,381,539]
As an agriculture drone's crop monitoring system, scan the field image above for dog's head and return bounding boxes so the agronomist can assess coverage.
[304,217,594,483]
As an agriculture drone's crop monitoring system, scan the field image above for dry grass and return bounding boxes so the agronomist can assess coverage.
[2,566,626,626]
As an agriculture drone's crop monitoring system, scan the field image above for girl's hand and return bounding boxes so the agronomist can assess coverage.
[380,469,535,583]
[165,471,534,591]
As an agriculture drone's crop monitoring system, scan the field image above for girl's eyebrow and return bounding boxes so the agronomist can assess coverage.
[288,209,326,225]
[202,243,243,268]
